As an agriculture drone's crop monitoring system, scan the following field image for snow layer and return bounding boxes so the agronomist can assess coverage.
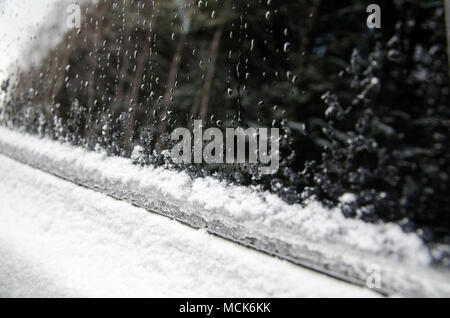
[1,127,449,296]
[0,127,428,261]
[0,154,378,297]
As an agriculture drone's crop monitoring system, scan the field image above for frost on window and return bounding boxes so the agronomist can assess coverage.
[0,0,449,259]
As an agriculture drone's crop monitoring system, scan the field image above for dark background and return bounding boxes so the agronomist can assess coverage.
[1,0,449,262]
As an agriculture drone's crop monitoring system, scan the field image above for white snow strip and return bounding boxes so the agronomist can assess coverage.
[0,127,429,262]
[0,127,449,296]
[0,154,378,297]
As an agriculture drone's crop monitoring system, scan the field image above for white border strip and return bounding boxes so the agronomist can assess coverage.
[1,126,449,296]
